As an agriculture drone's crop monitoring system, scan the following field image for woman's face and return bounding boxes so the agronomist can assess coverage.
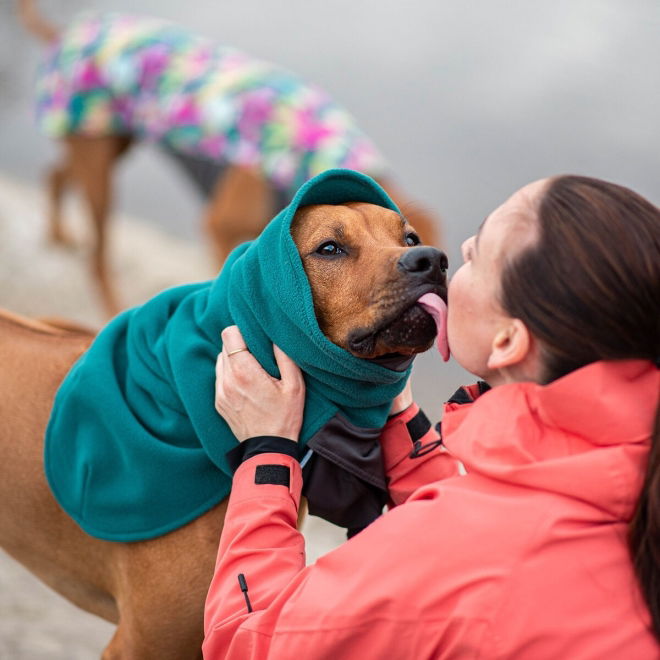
[447,179,546,381]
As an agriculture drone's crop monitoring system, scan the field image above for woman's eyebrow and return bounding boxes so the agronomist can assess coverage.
[474,216,487,252]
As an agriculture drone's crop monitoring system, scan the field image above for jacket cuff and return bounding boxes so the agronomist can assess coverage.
[385,403,433,442]
[232,453,303,510]
[226,436,299,473]
[385,401,421,426]
[381,403,428,472]
[446,381,491,405]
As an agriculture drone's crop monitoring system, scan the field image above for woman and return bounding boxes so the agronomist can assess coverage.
[203,175,659,658]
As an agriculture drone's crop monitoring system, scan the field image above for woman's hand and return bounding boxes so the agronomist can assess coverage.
[389,377,414,416]
[215,326,305,442]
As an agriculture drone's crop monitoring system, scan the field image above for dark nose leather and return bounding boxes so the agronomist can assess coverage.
[397,246,448,283]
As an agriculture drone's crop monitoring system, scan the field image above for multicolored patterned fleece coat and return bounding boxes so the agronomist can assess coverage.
[36,11,389,197]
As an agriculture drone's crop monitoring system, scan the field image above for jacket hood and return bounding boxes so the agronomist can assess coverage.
[442,360,659,521]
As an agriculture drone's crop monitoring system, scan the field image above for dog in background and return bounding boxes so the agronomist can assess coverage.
[18,1,441,316]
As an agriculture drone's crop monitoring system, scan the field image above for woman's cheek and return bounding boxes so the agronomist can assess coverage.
[446,275,466,351]
[446,270,487,375]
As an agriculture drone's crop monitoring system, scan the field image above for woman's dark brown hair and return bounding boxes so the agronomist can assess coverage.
[500,175,660,638]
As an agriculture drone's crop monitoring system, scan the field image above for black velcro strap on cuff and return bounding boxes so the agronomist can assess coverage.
[255,464,290,487]
[226,436,299,473]
[406,409,432,442]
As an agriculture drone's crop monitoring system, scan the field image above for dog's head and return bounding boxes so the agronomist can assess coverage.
[291,202,447,359]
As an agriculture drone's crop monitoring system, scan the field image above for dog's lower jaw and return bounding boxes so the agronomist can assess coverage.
[346,305,437,358]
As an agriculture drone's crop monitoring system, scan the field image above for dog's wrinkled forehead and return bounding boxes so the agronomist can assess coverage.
[291,202,407,248]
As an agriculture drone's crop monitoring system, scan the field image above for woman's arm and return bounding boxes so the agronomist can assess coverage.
[203,328,479,656]
[204,326,308,656]
[203,452,306,658]
[380,381,462,507]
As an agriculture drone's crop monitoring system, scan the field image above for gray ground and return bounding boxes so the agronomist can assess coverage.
[0,0,658,657]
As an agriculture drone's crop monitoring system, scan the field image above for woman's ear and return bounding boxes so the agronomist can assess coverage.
[486,319,532,371]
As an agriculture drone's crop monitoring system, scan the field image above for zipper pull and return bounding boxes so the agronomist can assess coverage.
[237,573,253,613]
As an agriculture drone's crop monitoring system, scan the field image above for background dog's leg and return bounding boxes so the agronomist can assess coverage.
[204,165,276,265]
[47,156,74,246]
[68,135,132,318]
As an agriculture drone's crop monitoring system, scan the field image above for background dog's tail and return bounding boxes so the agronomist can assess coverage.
[17,0,59,44]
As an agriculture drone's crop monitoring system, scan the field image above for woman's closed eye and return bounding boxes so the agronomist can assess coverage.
[461,237,475,263]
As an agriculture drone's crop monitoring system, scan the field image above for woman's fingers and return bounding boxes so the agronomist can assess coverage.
[221,325,245,350]
[220,325,269,386]
[214,349,225,413]
[221,326,251,363]
[273,344,305,392]
[214,327,304,442]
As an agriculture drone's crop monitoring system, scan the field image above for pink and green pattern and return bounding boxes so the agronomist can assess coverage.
[36,12,389,193]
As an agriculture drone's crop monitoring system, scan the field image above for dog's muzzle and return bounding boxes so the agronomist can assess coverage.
[396,246,448,285]
[347,246,449,358]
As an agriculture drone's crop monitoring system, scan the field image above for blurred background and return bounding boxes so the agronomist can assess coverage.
[0,0,658,657]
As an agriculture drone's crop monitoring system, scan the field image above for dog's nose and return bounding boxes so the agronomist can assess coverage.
[397,246,448,283]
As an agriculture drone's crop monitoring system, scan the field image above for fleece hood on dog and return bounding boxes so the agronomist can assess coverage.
[45,169,413,541]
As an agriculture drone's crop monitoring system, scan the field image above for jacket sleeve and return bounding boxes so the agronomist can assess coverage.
[203,452,305,658]
[203,446,487,657]
[380,402,461,507]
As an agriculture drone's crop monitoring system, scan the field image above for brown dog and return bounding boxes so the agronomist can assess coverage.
[0,200,446,658]
[18,1,441,318]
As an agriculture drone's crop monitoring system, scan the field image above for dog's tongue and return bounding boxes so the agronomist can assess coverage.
[417,293,450,362]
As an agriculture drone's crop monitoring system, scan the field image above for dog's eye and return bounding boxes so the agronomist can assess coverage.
[405,232,421,247]
[316,241,345,256]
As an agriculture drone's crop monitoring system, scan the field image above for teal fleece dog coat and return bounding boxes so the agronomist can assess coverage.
[45,169,412,541]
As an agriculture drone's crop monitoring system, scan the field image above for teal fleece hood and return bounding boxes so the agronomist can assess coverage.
[45,169,412,541]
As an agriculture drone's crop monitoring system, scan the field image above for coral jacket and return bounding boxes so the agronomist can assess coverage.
[203,360,659,658]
